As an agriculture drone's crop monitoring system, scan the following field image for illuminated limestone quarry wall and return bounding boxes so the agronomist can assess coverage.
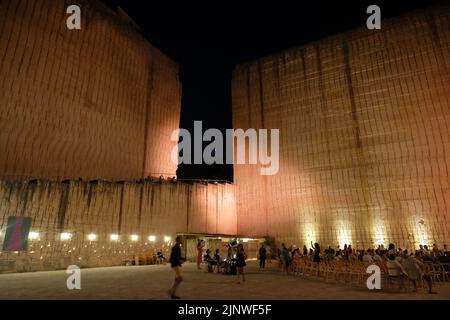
[0,0,237,273]
[0,180,236,272]
[232,5,450,249]
[0,0,181,181]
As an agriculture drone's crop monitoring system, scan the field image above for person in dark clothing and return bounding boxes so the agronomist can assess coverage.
[204,249,212,261]
[212,249,223,272]
[303,245,308,256]
[311,241,321,263]
[214,249,221,262]
[204,249,213,272]
[259,244,267,269]
[157,250,166,263]
[236,244,247,283]
[281,243,291,274]
[168,236,184,299]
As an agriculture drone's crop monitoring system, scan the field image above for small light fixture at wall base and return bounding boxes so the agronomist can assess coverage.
[60,232,72,241]
[28,231,40,240]
[87,233,97,241]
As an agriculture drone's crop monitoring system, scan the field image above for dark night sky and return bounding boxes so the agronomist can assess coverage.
[101,0,445,182]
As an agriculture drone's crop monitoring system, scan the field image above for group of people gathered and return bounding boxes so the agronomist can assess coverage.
[197,240,248,284]
[274,242,450,266]
[168,237,449,299]
[270,241,449,294]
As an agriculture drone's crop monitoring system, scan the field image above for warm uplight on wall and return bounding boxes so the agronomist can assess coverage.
[302,222,316,246]
[148,235,156,242]
[87,233,97,241]
[110,234,119,241]
[60,232,72,241]
[28,231,40,240]
[164,236,171,242]
[131,235,139,241]
[340,238,350,247]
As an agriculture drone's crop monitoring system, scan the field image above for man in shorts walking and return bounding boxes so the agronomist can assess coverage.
[169,235,184,299]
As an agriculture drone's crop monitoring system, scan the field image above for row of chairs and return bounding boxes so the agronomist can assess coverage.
[291,258,368,287]
[291,257,449,292]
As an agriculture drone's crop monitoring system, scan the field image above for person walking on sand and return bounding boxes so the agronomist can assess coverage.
[236,243,247,284]
[168,236,184,299]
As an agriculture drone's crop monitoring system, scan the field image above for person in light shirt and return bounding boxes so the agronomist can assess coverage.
[362,250,373,263]
[373,249,382,263]
[386,254,408,291]
[386,254,407,276]
[402,251,436,294]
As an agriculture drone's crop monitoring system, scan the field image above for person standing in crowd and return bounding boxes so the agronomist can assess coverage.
[281,243,291,274]
[168,236,184,299]
[311,241,321,264]
[258,244,267,269]
[443,244,449,256]
[347,245,353,260]
[277,247,282,270]
[292,245,301,259]
[388,243,396,255]
[236,244,247,284]
[196,239,205,270]
[303,245,308,256]
[214,248,221,262]
[213,249,222,273]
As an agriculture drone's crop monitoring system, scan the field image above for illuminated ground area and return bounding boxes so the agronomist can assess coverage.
[0,261,448,300]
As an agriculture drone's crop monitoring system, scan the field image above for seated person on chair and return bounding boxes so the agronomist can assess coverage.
[157,250,166,263]
[402,251,436,294]
[386,254,408,290]
[204,249,212,261]
[204,249,214,272]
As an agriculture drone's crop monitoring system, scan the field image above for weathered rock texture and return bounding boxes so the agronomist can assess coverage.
[0,0,181,181]
[0,0,237,273]
[0,180,236,272]
[232,4,450,249]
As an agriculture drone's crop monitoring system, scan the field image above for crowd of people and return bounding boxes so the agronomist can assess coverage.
[270,241,449,294]
[168,236,449,298]
[198,240,248,283]
[274,242,450,266]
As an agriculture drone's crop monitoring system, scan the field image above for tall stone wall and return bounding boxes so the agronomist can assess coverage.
[0,0,235,273]
[232,5,450,249]
[0,0,181,181]
[0,180,237,272]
